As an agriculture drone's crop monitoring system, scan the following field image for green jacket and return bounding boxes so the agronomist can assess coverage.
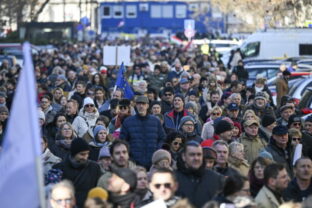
[240,133,267,164]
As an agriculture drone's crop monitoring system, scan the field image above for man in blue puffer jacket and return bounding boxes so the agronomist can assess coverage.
[120,95,166,169]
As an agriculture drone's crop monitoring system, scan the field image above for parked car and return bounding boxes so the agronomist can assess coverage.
[244,61,291,86]
[299,87,312,115]
[0,55,16,68]
[298,59,312,66]
[289,78,312,100]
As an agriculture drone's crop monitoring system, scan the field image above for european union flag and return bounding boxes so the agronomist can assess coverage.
[115,63,134,99]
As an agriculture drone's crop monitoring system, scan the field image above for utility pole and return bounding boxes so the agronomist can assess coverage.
[63,0,66,21]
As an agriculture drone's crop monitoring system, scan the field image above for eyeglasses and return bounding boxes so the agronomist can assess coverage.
[212,112,221,116]
[52,198,73,205]
[183,123,194,127]
[85,104,94,108]
[164,93,172,96]
[154,183,172,189]
[119,106,128,110]
[292,137,301,141]
[173,141,182,146]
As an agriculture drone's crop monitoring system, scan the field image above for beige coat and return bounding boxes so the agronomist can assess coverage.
[240,133,267,164]
[276,77,289,107]
[255,186,284,208]
[228,156,250,177]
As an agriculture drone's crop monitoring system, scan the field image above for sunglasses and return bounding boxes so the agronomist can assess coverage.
[85,104,94,108]
[212,112,221,116]
[292,137,301,141]
[119,106,128,110]
[164,93,172,96]
[154,183,172,189]
[292,122,301,126]
[173,141,182,146]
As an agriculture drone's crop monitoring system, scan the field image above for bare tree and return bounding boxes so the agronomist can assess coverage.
[211,0,312,30]
[1,0,50,28]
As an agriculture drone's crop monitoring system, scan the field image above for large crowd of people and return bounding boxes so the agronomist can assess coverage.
[1,37,312,208]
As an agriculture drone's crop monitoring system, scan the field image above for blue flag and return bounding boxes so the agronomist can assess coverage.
[115,63,134,99]
[0,42,44,207]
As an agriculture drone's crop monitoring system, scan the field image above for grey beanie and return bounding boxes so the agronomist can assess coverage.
[93,125,107,138]
[178,116,196,130]
[258,149,273,161]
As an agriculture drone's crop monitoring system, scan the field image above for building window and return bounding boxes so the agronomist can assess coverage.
[176,5,186,18]
[113,5,123,18]
[163,5,173,18]
[151,5,161,18]
[139,3,149,12]
[126,5,137,18]
[299,44,312,55]
[103,6,111,18]
[189,3,199,11]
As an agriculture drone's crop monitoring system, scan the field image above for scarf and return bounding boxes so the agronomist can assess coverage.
[55,139,71,149]
[109,192,136,208]
[69,155,89,169]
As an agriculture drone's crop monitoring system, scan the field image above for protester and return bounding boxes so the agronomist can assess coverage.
[228,142,250,176]
[142,168,180,207]
[213,140,239,177]
[134,166,152,203]
[248,157,272,197]
[97,146,112,173]
[175,141,224,207]
[120,95,166,169]
[107,167,137,207]
[52,138,102,207]
[255,163,290,208]
[283,157,312,202]
[240,119,267,164]
[265,125,293,176]
[42,136,62,176]
[49,180,76,208]
[178,116,202,143]
[88,125,111,161]
[214,174,250,205]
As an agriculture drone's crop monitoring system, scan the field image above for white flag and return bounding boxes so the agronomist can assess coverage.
[0,42,44,208]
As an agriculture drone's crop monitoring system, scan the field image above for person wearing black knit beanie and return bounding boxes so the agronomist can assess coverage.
[214,120,233,143]
[259,115,276,143]
[53,138,102,208]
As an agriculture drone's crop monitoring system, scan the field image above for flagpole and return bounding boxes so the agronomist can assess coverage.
[113,62,124,94]
[36,157,46,208]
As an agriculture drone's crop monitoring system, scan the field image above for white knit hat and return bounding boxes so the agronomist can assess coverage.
[83,97,95,107]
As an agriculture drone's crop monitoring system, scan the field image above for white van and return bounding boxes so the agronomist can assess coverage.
[193,39,242,54]
[240,28,312,60]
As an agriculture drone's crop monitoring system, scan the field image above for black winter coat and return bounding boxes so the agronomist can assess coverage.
[265,138,293,177]
[53,157,102,208]
[283,178,312,202]
[302,131,312,159]
[175,160,224,208]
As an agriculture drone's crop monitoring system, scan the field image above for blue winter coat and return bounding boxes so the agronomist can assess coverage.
[120,114,166,169]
